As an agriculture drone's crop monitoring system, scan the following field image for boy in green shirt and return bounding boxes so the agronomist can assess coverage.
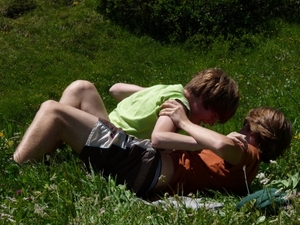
[59,68,239,150]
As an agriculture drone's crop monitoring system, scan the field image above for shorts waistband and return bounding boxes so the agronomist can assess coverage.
[136,151,162,197]
[146,154,162,192]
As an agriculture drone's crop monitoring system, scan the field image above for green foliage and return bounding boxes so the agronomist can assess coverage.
[1,0,300,223]
[269,173,300,193]
[97,0,300,48]
[0,0,37,18]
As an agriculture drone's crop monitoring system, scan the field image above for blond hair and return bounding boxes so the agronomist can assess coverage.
[184,68,239,123]
[246,107,293,163]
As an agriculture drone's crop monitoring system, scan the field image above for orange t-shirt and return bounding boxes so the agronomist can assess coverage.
[167,145,260,196]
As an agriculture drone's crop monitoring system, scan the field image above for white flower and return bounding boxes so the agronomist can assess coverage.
[34,204,48,217]
[260,178,271,185]
[256,172,265,179]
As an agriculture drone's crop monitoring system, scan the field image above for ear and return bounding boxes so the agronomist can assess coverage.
[248,133,257,147]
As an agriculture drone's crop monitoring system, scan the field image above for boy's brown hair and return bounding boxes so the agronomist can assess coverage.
[184,68,239,124]
[245,107,293,163]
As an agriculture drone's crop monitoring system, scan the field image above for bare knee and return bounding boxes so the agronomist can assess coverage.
[36,100,69,122]
[67,80,96,95]
[39,100,61,114]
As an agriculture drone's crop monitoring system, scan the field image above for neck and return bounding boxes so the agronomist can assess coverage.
[184,89,193,104]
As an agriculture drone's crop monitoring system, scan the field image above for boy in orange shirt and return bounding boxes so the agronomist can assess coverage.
[14,99,292,197]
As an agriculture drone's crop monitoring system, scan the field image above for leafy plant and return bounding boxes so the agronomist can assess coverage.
[0,0,37,18]
[268,173,300,195]
[97,0,300,48]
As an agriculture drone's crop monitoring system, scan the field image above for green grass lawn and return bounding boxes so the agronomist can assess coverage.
[1,0,300,224]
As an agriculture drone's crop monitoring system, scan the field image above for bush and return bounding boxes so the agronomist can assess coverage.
[0,0,37,18]
[97,0,300,47]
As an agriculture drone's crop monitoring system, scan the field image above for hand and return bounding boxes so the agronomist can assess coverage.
[226,132,248,150]
[159,100,189,128]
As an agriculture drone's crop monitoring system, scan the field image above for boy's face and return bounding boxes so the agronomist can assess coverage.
[239,123,257,146]
[189,96,218,126]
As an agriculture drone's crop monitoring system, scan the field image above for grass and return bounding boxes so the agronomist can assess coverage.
[1,0,300,224]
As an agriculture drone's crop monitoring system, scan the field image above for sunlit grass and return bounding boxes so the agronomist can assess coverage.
[1,0,300,224]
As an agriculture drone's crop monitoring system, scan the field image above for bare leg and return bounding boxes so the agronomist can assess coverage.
[59,80,110,121]
[14,100,98,164]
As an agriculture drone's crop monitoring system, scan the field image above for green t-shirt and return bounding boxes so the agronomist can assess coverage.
[109,84,190,139]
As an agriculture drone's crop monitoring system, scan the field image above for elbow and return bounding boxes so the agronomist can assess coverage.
[109,83,121,96]
[151,133,164,148]
[109,83,123,102]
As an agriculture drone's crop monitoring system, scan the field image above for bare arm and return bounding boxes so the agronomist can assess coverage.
[150,100,204,150]
[109,83,146,102]
[151,115,201,150]
[159,100,243,165]
[226,132,248,150]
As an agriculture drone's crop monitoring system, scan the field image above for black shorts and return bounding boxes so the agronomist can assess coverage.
[79,119,161,197]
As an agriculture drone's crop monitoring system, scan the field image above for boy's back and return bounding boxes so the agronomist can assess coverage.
[109,84,190,139]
